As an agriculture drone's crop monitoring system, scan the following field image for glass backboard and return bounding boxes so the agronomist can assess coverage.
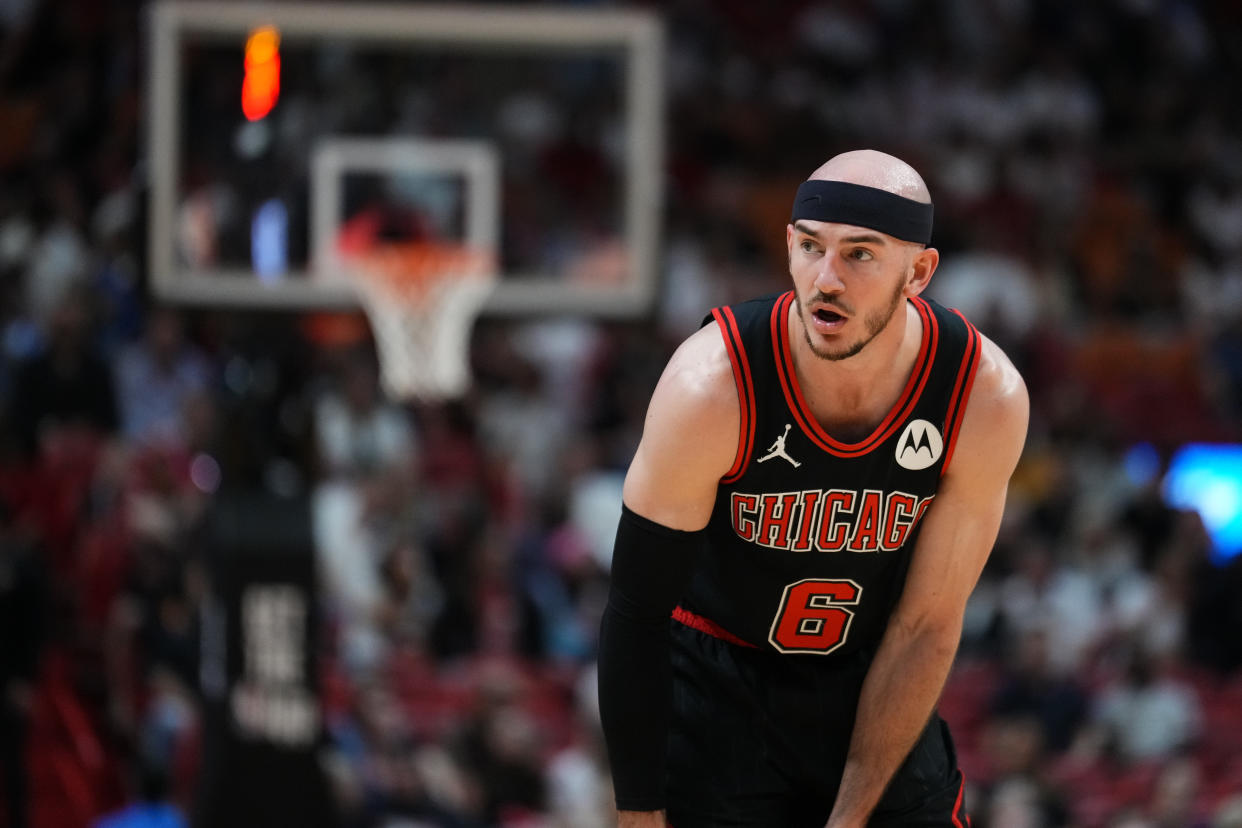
[146,1,663,317]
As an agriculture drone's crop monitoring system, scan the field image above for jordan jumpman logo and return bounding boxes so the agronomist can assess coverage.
[757,424,801,468]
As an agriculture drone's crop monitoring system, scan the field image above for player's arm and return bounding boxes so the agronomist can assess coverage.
[825,336,1029,828]
[598,323,740,827]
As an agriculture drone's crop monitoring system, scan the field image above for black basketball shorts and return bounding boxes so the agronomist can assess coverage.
[665,618,970,828]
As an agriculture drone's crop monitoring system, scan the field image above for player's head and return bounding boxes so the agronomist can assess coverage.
[786,149,939,361]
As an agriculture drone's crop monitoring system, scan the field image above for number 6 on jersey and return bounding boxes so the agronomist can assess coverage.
[768,578,862,654]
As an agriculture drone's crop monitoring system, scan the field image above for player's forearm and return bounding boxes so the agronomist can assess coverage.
[598,600,673,810]
[825,617,961,828]
[599,506,705,810]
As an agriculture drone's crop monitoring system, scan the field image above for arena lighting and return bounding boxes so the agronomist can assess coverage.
[242,25,280,121]
[1162,443,1242,564]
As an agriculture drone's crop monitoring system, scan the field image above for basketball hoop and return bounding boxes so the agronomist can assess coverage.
[343,241,496,401]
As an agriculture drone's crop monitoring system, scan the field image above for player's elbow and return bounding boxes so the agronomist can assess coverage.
[893,608,963,657]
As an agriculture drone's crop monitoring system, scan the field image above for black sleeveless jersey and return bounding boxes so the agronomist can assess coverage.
[677,291,982,660]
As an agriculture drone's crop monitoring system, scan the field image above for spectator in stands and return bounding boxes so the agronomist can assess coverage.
[312,350,417,673]
[314,351,415,481]
[114,307,212,446]
[545,665,613,828]
[373,537,441,655]
[456,665,547,824]
[978,775,1067,828]
[973,714,1071,828]
[990,626,1090,755]
[997,540,1106,675]
[9,282,117,457]
[1092,649,1202,764]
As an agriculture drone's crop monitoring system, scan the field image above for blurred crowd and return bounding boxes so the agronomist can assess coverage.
[2,1,1242,827]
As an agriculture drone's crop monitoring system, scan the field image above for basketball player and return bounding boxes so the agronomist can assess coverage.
[598,150,1028,827]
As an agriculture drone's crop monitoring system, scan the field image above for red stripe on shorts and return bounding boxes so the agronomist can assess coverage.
[672,605,757,648]
[952,773,967,828]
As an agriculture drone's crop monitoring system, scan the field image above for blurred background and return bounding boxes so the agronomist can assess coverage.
[3,1,1242,827]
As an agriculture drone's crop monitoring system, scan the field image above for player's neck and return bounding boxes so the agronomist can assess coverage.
[790,300,922,437]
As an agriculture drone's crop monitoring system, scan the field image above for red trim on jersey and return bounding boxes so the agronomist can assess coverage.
[940,311,982,477]
[770,293,939,458]
[714,307,757,484]
[952,772,968,828]
[672,605,757,648]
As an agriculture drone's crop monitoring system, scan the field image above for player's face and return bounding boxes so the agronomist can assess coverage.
[786,220,915,362]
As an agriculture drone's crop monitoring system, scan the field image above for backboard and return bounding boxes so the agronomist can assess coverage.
[146,1,664,317]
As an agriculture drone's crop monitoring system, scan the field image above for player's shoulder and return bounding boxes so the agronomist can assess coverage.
[625,321,742,497]
[953,331,1028,465]
[654,321,740,416]
[971,332,1028,417]
[635,321,742,465]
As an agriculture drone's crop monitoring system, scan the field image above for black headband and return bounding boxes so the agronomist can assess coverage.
[790,180,934,245]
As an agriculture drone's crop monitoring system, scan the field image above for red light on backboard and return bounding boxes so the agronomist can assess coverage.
[242,26,280,121]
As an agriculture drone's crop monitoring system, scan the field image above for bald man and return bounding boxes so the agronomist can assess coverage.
[598,150,1028,827]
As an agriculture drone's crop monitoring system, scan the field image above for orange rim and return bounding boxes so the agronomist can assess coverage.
[342,241,494,301]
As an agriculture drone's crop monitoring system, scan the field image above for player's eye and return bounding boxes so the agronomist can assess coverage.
[800,240,818,253]
[849,248,874,261]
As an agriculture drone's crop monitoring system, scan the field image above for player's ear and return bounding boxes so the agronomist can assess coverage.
[905,246,938,296]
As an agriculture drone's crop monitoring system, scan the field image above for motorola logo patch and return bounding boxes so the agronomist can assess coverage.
[894,419,943,471]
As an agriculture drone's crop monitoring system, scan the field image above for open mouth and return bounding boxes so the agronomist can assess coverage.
[814,308,845,324]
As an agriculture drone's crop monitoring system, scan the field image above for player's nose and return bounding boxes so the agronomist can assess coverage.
[812,257,846,294]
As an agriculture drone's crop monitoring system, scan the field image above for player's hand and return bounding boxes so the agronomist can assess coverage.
[617,809,667,827]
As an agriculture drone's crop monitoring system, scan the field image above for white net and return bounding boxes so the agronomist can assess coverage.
[347,243,496,401]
